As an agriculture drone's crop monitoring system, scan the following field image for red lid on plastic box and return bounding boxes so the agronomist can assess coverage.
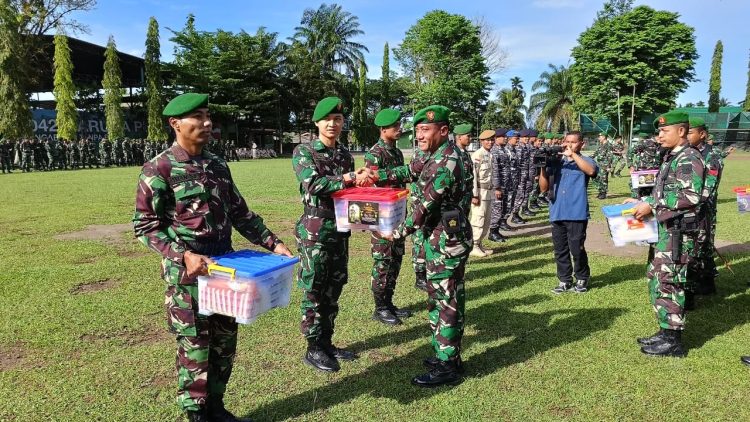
[733,186,750,194]
[331,187,409,201]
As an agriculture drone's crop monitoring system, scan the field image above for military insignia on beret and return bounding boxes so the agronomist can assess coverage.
[427,111,435,122]
[658,116,665,125]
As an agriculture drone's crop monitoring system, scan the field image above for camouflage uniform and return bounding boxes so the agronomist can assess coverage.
[69,141,81,169]
[387,140,470,363]
[591,140,614,196]
[100,138,113,167]
[364,139,406,308]
[87,139,100,168]
[21,139,33,172]
[631,138,661,198]
[0,140,12,173]
[687,142,723,294]
[513,141,530,213]
[505,144,520,217]
[489,142,511,228]
[457,142,475,214]
[133,143,282,412]
[292,139,354,344]
[611,141,626,176]
[644,143,705,331]
[114,138,124,166]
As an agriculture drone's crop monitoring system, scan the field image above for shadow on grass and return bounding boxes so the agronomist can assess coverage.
[244,292,626,421]
[593,262,647,290]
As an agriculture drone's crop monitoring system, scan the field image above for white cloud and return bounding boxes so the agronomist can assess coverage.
[532,0,585,8]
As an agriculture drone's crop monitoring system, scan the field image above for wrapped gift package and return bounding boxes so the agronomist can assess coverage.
[197,250,299,324]
[602,203,658,247]
[630,169,659,188]
[332,187,408,234]
[734,186,750,213]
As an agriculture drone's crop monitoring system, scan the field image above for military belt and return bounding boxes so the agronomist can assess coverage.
[304,205,336,219]
[183,238,232,256]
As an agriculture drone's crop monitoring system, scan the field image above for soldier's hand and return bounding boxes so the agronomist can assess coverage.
[273,242,294,257]
[471,197,480,206]
[184,251,215,279]
[623,198,639,204]
[632,202,653,221]
[495,190,502,200]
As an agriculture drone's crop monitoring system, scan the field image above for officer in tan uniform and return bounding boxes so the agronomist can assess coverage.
[470,129,496,257]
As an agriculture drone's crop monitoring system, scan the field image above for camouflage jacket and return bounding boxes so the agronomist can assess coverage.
[591,141,614,167]
[364,139,405,188]
[517,142,531,178]
[457,144,474,213]
[292,139,354,242]
[505,145,520,182]
[694,142,723,208]
[612,141,625,158]
[392,140,470,244]
[645,142,705,225]
[133,143,280,268]
[632,138,660,170]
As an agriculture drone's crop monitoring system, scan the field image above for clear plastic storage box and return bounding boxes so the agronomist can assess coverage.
[631,169,659,188]
[197,250,299,324]
[734,187,750,213]
[602,203,658,247]
[332,187,408,234]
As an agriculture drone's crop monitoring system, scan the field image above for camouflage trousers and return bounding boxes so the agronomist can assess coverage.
[612,157,626,175]
[176,314,238,411]
[503,179,517,218]
[297,238,349,342]
[370,232,405,301]
[425,235,469,362]
[593,167,609,194]
[646,229,697,331]
[513,172,529,212]
[529,178,541,205]
[489,192,507,229]
[0,155,11,172]
[687,208,718,292]
[412,229,426,275]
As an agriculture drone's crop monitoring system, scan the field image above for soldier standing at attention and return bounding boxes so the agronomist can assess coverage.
[0,139,12,173]
[292,96,373,373]
[506,130,525,225]
[591,133,613,199]
[686,117,723,298]
[380,105,471,387]
[453,123,475,216]
[630,111,705,358]
[611,135,626,177]
[470,129,496,256]
[487,128,510,242]
[365,108,413,326]
[133,93,292,422]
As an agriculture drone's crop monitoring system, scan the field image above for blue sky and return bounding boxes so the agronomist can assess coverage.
[68,0,750,106]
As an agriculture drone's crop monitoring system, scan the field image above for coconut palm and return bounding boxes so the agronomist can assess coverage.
[292,3,368,77]
[496,87,527,129]
[530,63,577,132]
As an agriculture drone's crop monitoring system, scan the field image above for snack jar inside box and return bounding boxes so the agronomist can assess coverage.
[197,250,299,325]
[332,187,409,234]
[734,186,750,213]
[602,203,658,247]
[630,169,659,188]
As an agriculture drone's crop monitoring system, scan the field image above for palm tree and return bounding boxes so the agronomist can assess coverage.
[530,63,577,132]
[510,76,524,98]
[496,88,526,129]
[292,3,368,77]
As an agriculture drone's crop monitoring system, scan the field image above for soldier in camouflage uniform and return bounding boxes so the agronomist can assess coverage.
[507,130,527,224]
[0,139,12,173]
[364,108,413,326]
[630,133,661,198]
[528,134,544,210]
[380,105,470,387]
[686,117,724,298]
[631,111,705,358]
[21,138,33,172]
[292,96,372,373]
[487,128,510,242]
[611,136,626,176]
[69,140,81,170]
[453,124,475,216]
[511,130,531,222]
[134,93,291,422]
[100,138,112,167]
[470,129,497,255]
[519,129,537,217]
[591,133,613,199]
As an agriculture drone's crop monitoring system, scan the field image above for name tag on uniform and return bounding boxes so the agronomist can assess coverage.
[168,173,202,185]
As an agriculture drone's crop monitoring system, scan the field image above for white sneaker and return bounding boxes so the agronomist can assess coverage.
[470,247,486,257]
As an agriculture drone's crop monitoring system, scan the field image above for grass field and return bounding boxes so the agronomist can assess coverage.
[1,153,749,421]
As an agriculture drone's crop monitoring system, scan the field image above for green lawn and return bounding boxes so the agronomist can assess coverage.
[1,154,749,421]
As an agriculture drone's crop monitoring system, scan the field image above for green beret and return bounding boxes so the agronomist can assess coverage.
[163,93,209,117]
[413,105,450,125]
[479,129,495,140]
[374,108,401,127]
[538,133,546,140]
[655,111,689,128]
[689,117,706,129]
[545,132,553,139]
[453,123,472,135]
[312,96,344,122]
[599,132,607,136]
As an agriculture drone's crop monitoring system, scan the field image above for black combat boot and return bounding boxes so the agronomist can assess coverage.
[498,220,514,232]
[511,212,526,224]
[597,192,607,200]
[488,228,506,242]
[303,339,340,372]
[423,356,465,374]
[411,359,462,388]
[386,291,412,319]
[373,296,402,325]
[208,395,252,422]
[320,337,359,361]
[636,329,666,346]
[186,408,209,422]
[640,329,686,357]
[528,201,541,211]
[414,271,428,292]
[521,207,536,217]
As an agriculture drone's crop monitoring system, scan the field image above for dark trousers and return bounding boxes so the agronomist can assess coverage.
[551,220,590,284]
